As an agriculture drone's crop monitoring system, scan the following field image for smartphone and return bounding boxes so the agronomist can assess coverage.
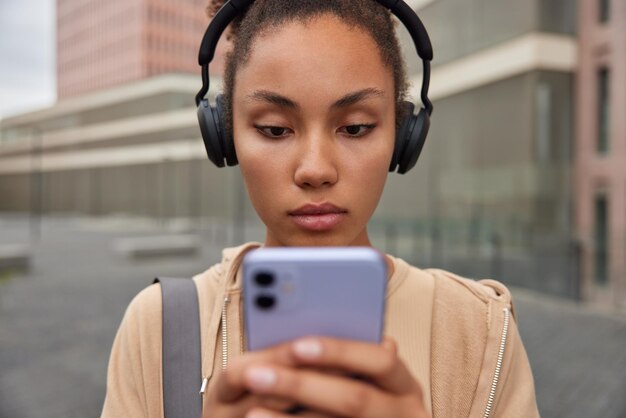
[243,247,387,351]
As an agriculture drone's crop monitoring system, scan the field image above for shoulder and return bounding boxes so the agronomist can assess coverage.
[417,268,537,416]
[424,267,517,319]
[398,260,513,306]
[119,259,225,344]
[122,282,163,332]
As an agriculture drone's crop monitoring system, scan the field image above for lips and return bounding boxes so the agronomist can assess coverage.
[288,202,348,231]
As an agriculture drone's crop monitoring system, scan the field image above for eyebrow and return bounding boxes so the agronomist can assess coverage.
[245,87,386,110]
[246,90,299,109]
[332,87,385,108]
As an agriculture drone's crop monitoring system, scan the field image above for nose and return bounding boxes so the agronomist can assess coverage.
[293,135,338,189]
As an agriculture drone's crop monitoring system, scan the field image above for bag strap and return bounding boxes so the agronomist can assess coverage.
[153,277,203,418]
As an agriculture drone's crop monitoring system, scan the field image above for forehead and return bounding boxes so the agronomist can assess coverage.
[233,14,394,102]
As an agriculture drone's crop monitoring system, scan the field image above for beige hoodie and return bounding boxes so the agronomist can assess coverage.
[101,243,539,418]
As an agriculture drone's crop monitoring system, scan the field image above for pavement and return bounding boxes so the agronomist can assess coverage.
[1,215,626,418]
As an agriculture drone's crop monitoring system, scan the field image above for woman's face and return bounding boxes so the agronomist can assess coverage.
[232,14,396,247]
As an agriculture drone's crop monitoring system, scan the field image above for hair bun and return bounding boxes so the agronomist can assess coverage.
[206,0,227,19]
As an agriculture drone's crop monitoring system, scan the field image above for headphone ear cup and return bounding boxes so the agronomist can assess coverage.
[196,94,238,168]
[397,108,429,174]
[390,101,415,173]
[197,98,225,167]
[215,94,238,166]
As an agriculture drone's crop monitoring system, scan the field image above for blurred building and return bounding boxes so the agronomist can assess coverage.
[575,0,626,304]
[382,0,581,298]
[1,0,625,308]
[0,74,236,218]
[57,0,225,98]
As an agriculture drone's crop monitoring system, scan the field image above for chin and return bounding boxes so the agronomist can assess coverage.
[267,230,368,248]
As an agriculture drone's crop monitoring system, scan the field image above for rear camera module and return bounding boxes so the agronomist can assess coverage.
[254,272,275,287]
[255,294,276,310]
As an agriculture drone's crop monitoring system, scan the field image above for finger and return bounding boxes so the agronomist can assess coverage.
[298,412,336,418]
[382,336,398,354]
[214,365,250,403]
[289,337,418,394]
[245,407,334,418]
[243,364,402,418]
[283,406,335,418]
[217,393,297,417]
[254,395,298,413]
[216,344,297,402]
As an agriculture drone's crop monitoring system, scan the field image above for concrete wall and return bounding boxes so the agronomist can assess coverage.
[414,0,575,69]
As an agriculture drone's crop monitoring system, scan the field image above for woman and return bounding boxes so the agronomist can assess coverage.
[101,1,539,417]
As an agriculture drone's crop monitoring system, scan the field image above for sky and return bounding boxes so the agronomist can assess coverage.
[0,0,56,119]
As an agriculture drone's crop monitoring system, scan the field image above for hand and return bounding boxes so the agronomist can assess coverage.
[240,337,429,418]
[204,342,334,417]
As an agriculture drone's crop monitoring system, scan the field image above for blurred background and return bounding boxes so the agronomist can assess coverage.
[1,0,626,416]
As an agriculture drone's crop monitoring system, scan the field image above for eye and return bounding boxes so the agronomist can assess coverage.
[339,124,376,138]
[254,125,292,139]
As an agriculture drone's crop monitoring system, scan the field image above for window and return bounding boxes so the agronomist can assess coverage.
[597,68,610,155]
[535,83,552,162]
[599,0,610,23]
[594,192,609,285]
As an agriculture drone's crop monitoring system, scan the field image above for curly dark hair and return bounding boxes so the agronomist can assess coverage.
[207,0,409,136]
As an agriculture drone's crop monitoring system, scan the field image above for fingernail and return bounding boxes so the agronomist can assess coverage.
[246,411,272,418]
[293,338,323,359]
[246,367,277,389]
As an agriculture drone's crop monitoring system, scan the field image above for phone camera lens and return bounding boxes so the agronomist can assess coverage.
[255,294,276,310]
[254,272,275,287]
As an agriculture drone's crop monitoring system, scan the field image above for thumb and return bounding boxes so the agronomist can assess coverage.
[382,336,398,354]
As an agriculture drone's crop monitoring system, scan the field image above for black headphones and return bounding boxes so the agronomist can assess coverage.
[195,0,433,174]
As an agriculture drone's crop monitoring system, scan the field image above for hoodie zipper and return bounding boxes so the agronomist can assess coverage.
[221,296,230,370]
[199,295,231,395]
[483,307,510,418]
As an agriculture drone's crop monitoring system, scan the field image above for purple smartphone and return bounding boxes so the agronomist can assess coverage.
[243,247,387,351]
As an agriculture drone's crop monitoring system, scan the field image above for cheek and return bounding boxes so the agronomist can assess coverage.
[235,138,287,216]
[343,136,394,204]
[351,125,395,174]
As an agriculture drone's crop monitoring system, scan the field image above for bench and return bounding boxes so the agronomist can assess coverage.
[0,244,31,272]
[113,234,200,258]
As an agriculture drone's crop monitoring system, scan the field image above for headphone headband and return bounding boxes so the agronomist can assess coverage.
[195,0,433,112]
[198,0,254,66]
